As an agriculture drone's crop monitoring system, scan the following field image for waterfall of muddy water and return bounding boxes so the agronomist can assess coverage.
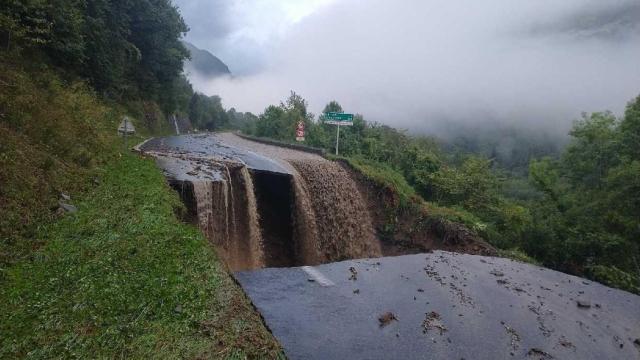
[289,159,382,261]
[191,163,265,271]
[289,175,323,264]
[238,166,265,268]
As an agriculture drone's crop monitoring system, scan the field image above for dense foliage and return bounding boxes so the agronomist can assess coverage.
[1,2,282,356]
[524,105,640,293]
[245,92,640,293]
[1,0,189,108]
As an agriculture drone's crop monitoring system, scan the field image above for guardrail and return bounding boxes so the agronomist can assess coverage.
[234,132,327,156]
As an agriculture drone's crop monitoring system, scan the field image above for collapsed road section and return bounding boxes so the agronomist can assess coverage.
[139,132,382,270]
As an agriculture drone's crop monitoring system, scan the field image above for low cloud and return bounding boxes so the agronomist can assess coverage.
[183,0,640,136]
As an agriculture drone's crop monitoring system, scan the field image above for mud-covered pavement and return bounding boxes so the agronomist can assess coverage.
[236,251,640,360]
[138,133,293,180]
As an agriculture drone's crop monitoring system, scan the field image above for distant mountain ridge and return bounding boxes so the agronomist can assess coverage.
[182,41,231,77]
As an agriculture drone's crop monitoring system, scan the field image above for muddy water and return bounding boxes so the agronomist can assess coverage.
[191,165,265,271]
[289,159,382,262]
[171,133,382,270]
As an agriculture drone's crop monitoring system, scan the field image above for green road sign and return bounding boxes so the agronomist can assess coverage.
[324,112,355,156]
[326,112,353,121]
[325,112,354,123]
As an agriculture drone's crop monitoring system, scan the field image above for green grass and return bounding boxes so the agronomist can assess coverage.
[336,155,417,206]
[0,153,280,359]
[496,248,541,266]
[339,156,483,228]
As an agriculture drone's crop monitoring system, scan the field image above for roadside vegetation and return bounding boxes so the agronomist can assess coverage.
[1,1,280,358]
[0,155,280,358]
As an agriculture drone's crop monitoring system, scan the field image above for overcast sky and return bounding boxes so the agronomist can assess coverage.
[175,0,640,135]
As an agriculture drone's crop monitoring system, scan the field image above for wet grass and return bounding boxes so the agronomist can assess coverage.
[335,155,417,207]
[0,153,281,359]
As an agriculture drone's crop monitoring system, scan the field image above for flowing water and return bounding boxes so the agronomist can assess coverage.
[176,134,382,270]
[173,115,180,135]
[191,164,265,270]
[289,159,382,262]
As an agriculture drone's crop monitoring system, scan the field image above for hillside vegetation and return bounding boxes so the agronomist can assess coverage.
[1,155,280,358]
[1,1,280,357]
[239,92,640,294]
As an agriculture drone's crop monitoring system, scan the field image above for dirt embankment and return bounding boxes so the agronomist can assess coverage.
[338,160,496,257]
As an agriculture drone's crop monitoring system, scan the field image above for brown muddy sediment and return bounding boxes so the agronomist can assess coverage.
[186,157,383,270]
[289,159,382,262]
[191,164,265,271]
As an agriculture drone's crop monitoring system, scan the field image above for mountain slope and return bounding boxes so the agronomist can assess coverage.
[183,41,231,77]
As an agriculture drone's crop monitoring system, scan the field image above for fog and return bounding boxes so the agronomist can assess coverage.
[177,0,640,136]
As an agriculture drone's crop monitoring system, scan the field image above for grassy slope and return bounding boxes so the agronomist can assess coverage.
[0,153,281,359]
[342,156,542,263]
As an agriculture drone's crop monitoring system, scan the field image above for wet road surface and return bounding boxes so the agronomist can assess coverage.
[235,251,640,360]
[139,133,291,180]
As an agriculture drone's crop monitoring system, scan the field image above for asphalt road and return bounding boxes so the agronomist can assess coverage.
[139,133,291,179]
[236,251,640,360]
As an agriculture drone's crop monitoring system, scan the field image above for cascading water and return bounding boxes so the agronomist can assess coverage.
[289,160,382,262]
[190,164,265,271]
[184,152,381,270]
[173,115,180,135]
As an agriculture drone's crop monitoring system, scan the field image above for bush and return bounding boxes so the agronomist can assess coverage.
[586,265,640,295]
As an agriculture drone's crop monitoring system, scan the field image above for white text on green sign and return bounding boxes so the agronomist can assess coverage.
[325,112,353,125]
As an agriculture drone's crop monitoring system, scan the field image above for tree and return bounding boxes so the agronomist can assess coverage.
[322,100,343,114]
[1,0,190,112]
[562,111,620,188]
[188,93,228,130]
[620,95,640,160]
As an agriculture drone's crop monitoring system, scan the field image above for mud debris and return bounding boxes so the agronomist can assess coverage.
[501,321,521,352]
[576,300,591,308]
[557,336,575,350]
[526,348,554,359]
[349,267,358,281]
[378,312,397,327]
[422,311,447,335]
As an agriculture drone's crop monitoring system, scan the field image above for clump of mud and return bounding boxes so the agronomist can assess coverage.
[289,159,382,262]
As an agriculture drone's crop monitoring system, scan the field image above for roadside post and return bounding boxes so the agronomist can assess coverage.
[325,112,354,155]
[117,116,136,149]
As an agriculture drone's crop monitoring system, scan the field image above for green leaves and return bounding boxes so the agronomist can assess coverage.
[521,98,640,293]
[2,0,190,108]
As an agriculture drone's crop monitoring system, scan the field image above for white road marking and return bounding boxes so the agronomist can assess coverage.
[301,266,335,287]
